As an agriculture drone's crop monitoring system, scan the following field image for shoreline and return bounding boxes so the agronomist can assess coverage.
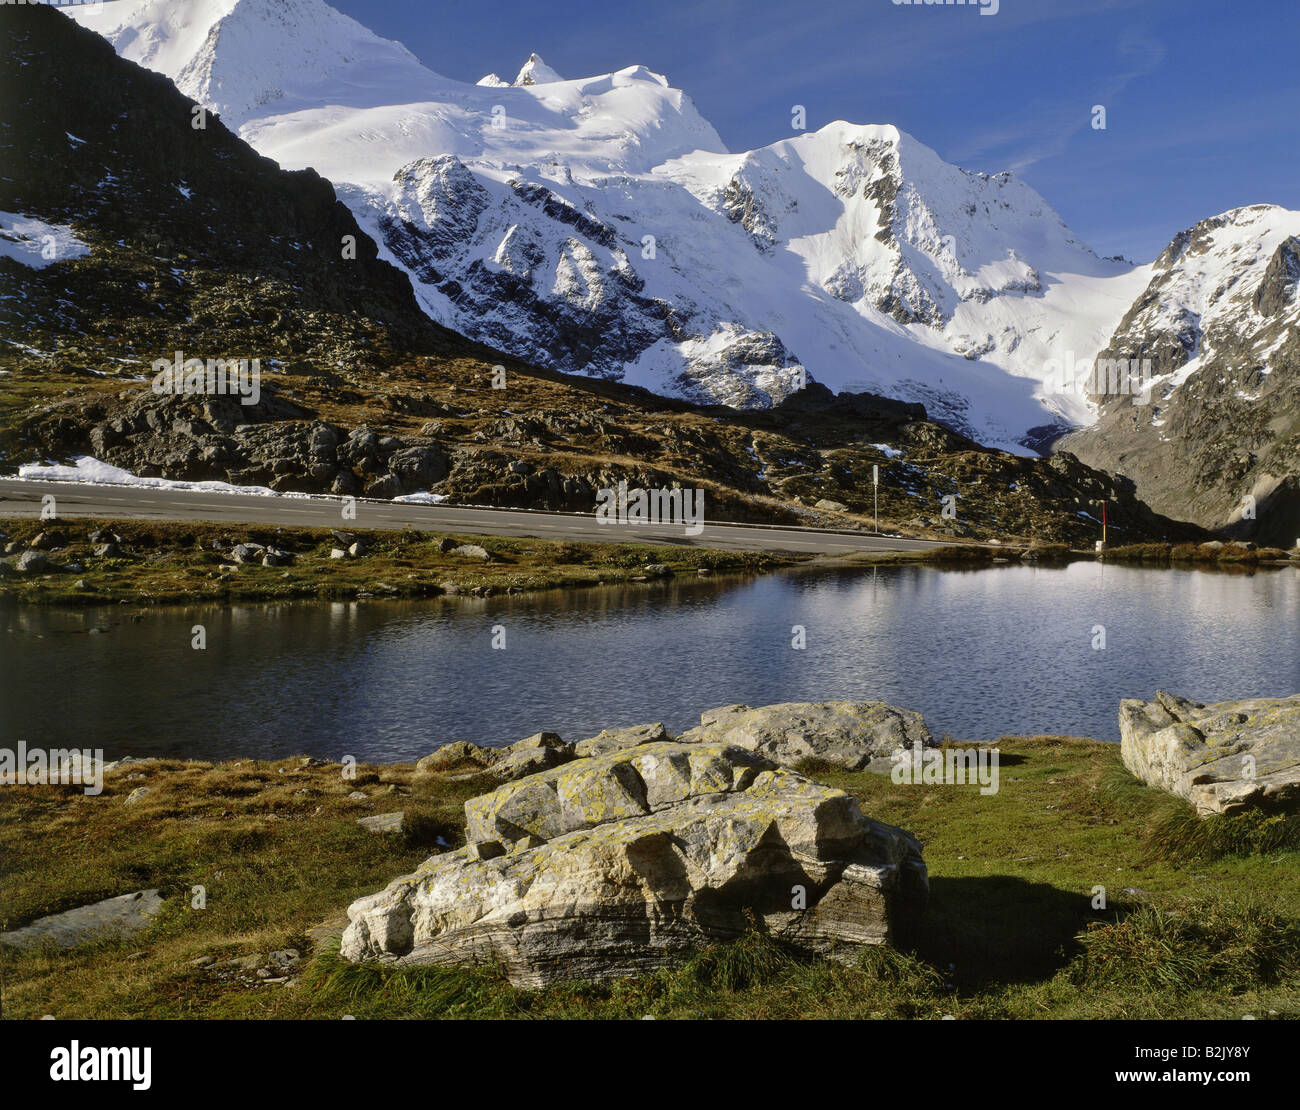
[2,515,1295,609]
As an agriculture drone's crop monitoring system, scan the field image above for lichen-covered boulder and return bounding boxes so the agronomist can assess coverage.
[339,741,927,987]
[414,732,575,783]
[415,741,495,774]
[572,721,671,758]
[1120,691,1300,816]
[678,700,934,772]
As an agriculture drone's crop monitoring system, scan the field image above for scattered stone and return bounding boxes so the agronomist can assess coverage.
[16,550,52,574]
[452,544,491,561]
[356,811,405,834]
[415,741,497,774]
[268,948,300,971]
[815,499,848,512]
[1119,691,1300,815]
[490,732,574,781]
[0,890,164,950]
[329,548,347,560]
[124,786,155,804]
[347,791,368,801]
[347,541,367,558]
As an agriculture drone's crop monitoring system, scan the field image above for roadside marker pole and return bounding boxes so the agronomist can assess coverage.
[873,464,879,535]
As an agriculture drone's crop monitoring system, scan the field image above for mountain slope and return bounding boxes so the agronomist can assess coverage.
[55,0,1300,535]
[1,4,1199,549]
[1059,205,1300,545]
[70,0,1151,455]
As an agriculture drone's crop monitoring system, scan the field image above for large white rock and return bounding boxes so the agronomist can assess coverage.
[340,741,926,987]
[1119,691,1300,816]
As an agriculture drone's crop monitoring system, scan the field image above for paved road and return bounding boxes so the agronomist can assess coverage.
[0,479,947,555]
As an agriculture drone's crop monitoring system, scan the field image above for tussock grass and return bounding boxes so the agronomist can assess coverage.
[673,919,801,993]
[1100,766,1300,861]
[1071,896,1300,992]
[1147,806,1300,861]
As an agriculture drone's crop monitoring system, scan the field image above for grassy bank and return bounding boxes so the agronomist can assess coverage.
[0,516,803,606]
[1100,541,1299,566]
[0,517,1092,608]
[2,737,1297,1019]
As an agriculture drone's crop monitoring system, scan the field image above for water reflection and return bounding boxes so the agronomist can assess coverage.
[1,563,1295,761]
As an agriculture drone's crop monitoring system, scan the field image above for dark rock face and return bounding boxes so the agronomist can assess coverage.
[0,2,450,373]
[379,164,683,389]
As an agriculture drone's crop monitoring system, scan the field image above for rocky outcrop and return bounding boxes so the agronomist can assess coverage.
[1119,691,1300,816]
[1059,207,1300,547]
[678,700,934,773]
[340,740,927,987]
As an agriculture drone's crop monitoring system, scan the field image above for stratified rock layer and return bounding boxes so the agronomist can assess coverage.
[1119,691,1300,816]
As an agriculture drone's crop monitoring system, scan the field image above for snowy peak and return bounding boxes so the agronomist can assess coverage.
[69,0,444,125]
[61,0,1297,464]
[663,119,1109,330]
[1100,203,1300,384]
[513,53,563,86]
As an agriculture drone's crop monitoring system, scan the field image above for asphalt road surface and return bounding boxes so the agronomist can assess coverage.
[0,479,948,556]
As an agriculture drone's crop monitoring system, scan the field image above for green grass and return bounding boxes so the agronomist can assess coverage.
[1100,766,1300,861]
[2,737,1297,1020]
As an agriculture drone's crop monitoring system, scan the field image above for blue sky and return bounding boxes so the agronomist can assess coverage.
[334,0,1298,261]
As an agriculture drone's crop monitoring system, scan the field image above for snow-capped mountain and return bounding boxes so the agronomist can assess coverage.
[70,0,1296,482]
[1059,205,1300,542]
